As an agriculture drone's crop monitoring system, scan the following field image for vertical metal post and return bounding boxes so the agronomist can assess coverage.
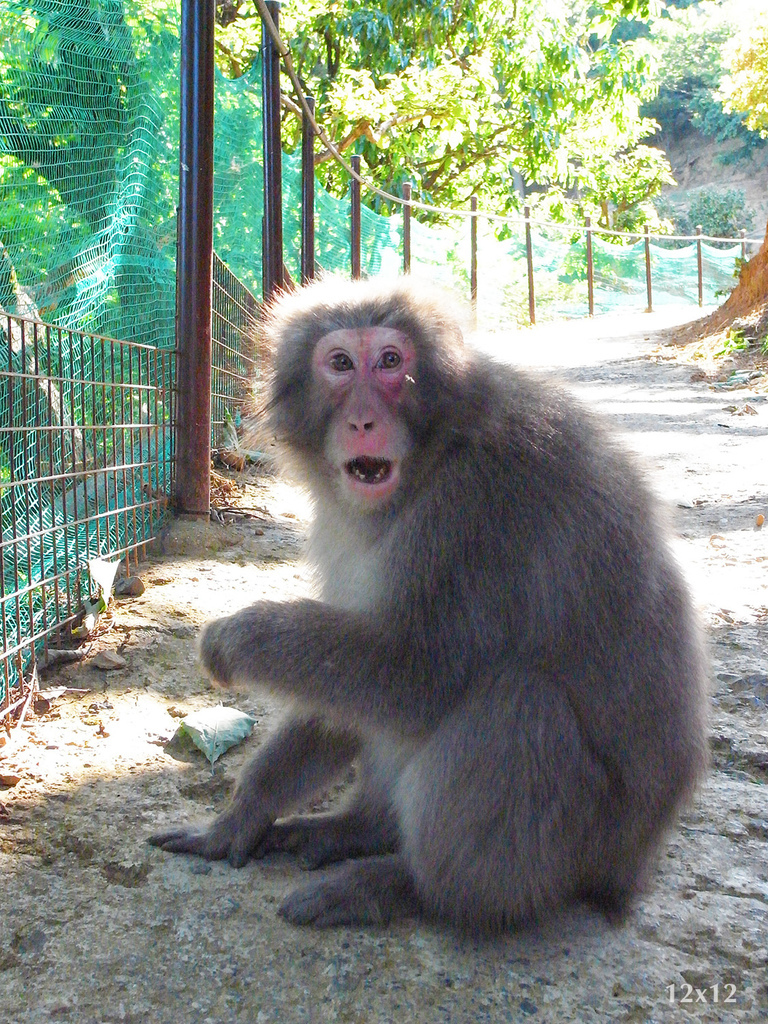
[175,0,215,516]
[402,182,411,274]
[585,215,594,317]
[696,225,703,307]
[351,154,361,280]
[644,224,653,313]
[262,0,284,301]
[524,205,535,325]
[740,228,747,262]
[301,93,316,284]
[470,196,478,307]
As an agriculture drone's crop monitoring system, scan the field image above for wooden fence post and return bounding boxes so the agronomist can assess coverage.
[696,225,703,307]
[301,93,316,283]
[585,215,594,317]
[470,196,478,307]
[525,205,535,325]
[350,154,361,280]
[644,224,653,313]
[402,182,411,274]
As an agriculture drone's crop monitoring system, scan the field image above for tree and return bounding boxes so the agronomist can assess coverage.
[643,0,763,147]
[216,0,672,229]
[720,1,768,136]
[684,2,768,331]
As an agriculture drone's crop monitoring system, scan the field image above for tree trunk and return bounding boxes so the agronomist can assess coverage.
[698,218,768,335]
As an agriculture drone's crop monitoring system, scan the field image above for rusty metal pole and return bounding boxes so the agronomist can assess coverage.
[524,205,535,325]
[585,215,595,317]
[301,93,316,283]
[644,224,653,313]
[175,0,215,516]
[262,0,284,300]
[402,182,411,274]
[696,224,703,307]
[351,154,361,279]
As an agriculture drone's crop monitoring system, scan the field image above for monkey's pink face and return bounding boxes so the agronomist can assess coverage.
[312,327,416,506]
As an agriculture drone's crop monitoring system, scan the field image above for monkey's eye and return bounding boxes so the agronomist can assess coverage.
[378,350,401,370]
[329,352,354,373]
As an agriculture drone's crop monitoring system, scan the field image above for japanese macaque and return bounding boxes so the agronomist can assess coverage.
[150,277,708,935]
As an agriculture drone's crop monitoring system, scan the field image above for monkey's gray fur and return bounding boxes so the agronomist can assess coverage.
[150,276,708,935]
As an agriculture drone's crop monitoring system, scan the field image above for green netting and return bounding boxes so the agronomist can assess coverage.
[0,0,180,344]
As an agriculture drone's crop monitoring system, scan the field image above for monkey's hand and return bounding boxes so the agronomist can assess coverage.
[148,804,273,869]
[198,615,242,686]
[198,609,289,687]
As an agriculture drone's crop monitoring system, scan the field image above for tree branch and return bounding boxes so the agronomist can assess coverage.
[313,120,373,165]
[215,38,242,78]
[312,110,449,165]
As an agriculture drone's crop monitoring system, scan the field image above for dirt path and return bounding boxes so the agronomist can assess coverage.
[1,307,767,1024]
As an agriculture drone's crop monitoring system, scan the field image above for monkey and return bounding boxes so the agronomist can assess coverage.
[150,276,708,935]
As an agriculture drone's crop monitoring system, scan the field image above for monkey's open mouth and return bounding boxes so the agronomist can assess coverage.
[345,456,392,485]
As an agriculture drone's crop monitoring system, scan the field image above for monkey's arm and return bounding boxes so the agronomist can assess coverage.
[200,600,456,731]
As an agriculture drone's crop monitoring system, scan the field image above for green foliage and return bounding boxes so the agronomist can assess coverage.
[571,140,675,232]
[712,327,750,358]
[217,0,673,229]
[720,4,768,136]
[683,188,751,238]
[658,186,751,242]
[644,0,765,147]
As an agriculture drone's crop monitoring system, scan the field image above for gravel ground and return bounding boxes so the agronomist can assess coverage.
[1,305,767,1024]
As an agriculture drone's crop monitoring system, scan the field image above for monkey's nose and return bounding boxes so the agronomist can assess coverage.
[349,419,375,432]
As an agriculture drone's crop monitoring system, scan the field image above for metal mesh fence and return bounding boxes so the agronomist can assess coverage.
[212,254,259,449]
[1,315,175,726]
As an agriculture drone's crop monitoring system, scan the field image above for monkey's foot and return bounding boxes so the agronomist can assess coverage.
[278,854,419,928]
[264,812,398,870]
[148,809,272,869]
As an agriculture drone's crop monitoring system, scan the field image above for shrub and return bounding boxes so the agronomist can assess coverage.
[658,187,752,245]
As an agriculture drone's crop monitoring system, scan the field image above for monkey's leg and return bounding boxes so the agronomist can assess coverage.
[278,854,420,928]
[262,743,401,868]
[272,681,610,932]
[149,717,359,868]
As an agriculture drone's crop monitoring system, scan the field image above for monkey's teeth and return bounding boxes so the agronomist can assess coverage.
[346,457,392,485]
